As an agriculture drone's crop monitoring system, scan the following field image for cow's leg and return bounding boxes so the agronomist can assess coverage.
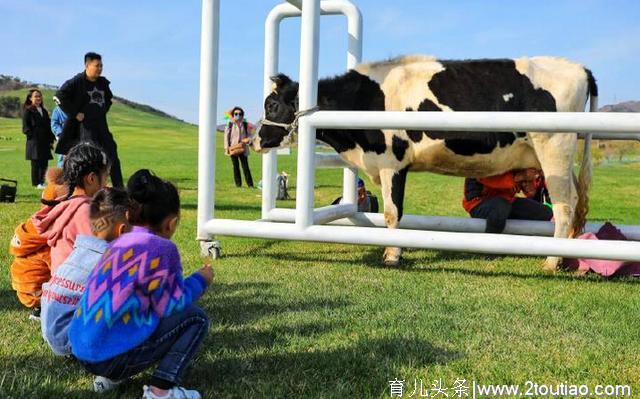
[379,167,409,266]
[529,133,578,271]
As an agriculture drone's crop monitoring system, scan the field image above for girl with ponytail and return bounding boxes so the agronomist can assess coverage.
[69,169,213,399]
[32,142,110,272]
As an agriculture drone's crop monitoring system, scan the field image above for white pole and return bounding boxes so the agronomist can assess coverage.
[306,111,640,133]
[264,208,640,241]
[295,0,321,228]
[196,0,220,240]
[204,219,640,262]
[313,203,357,225]
[341,0,362,205]
[262,6,292,218]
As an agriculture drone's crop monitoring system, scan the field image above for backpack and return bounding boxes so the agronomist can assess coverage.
[276,173,289,200]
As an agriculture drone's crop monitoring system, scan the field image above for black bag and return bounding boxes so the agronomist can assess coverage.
[0,179,17,203]
[276,173,289,200]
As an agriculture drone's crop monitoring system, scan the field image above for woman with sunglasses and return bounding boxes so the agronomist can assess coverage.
[223,106,254,188]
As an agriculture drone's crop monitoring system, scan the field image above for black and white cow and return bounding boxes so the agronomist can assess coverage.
[254,55,597,270]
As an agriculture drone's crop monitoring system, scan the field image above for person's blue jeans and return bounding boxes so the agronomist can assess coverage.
[78,305,209,386]
[56,153,64,168]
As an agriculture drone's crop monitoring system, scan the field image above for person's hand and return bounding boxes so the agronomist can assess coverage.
[197,264,214,286]
[241,137,251,144]
[76,112,84,122]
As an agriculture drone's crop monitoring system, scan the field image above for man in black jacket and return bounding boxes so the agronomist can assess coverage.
[55,52,123,187]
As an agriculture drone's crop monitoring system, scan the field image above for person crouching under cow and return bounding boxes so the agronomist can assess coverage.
[331,178,379,213]
[462,168,553,234]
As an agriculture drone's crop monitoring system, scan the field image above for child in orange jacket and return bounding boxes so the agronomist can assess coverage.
[9,168,67,319]
[10,143,110,320]
[462,168,552,234]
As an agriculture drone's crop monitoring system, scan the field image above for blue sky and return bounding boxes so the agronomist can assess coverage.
[1,0,638,123]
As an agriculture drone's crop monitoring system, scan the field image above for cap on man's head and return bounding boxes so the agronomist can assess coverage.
[357,178,365,188]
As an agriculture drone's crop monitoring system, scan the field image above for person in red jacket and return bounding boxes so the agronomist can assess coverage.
[462,168,552,233]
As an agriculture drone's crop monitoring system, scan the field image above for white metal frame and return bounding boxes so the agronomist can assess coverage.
[261,0,362,220]
[197,0,640,262]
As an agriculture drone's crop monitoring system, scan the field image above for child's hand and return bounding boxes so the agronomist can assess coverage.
[198,264,215,286]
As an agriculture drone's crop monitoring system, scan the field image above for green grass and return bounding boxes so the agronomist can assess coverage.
[1,100,640,398]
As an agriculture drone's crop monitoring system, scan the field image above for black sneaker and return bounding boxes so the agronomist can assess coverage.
[29,307,41,321]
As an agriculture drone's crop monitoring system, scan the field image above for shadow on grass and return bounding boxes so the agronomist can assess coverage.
[203,281,351,326]
[193,336,459,397]
[0,289,28,314]
[0,354,129,399]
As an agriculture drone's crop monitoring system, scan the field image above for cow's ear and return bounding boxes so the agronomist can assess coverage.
[270,74,292,91]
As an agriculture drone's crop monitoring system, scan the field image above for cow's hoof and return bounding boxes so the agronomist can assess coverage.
[542,257,560,271]
[383,257,401,267]
[383,247,402,267]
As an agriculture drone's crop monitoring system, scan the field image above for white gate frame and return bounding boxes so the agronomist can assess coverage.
[197,0,640,262]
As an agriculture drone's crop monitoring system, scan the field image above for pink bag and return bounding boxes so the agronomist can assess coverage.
[563,222,640,277]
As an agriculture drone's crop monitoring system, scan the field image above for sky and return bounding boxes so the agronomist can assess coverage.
[1,0,639,124]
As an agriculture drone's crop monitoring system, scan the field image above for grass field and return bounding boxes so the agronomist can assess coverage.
[1,92,640,398]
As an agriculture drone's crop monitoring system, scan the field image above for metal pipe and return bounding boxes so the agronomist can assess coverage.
[262,0,365,217]
[264,208,640,241]
[341,0,362,205]
[262,4,297,218]
[294,0,321,229]
[196,0,220,240]
[204,219,640,262]
[306,111,640,133]
[313,203,357,224]
[584,132,640,141]
[315,152,351,168]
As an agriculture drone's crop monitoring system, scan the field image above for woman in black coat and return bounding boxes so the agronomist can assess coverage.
[22,89,55,188]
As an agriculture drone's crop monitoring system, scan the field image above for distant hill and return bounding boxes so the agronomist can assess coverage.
[599,101,640,113]
[0,74,187,123]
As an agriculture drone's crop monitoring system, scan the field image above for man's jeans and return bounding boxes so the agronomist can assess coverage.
[79,305,209,385]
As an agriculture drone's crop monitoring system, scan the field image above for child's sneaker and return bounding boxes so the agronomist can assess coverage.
[93,376,124,392]
[28,307,41,321]
[142,385,201,399]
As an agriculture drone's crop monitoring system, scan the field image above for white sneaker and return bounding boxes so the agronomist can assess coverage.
[36,184,46,190]
[93,376,124,392]
[142,385,202,399]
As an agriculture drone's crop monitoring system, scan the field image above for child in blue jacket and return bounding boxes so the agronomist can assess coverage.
[50,104,67,167]
[40,187,131,390]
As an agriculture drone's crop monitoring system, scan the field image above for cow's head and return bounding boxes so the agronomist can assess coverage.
[253,74,299,152]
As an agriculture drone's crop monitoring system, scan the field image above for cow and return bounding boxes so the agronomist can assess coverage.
[253,55,597,270]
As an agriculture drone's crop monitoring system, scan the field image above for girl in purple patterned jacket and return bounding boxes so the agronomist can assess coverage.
[69,169,214,399]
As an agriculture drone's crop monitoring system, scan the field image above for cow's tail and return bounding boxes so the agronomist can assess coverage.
[571,68,597,236]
